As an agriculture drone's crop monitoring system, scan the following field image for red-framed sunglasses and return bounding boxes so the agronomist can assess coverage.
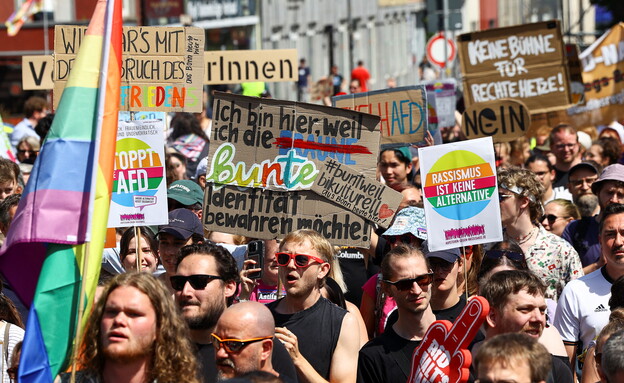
[275,252,326,268]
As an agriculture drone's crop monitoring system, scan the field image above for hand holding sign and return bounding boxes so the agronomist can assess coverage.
[408,296,489,383]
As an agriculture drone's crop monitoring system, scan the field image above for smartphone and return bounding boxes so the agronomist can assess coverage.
[246,240,264,279]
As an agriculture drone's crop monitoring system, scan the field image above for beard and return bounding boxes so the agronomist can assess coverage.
[182,299,225,330]
[102,339,154,363]
[216,354,261,381]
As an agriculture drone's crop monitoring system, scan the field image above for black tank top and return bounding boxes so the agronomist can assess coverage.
[268,297,347,380]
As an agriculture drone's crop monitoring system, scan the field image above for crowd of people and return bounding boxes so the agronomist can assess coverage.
[1,85,624,383]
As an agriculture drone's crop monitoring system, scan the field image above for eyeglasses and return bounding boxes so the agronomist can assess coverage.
[540,214,565,224]
[484,250,525,261]
[383,272,434,291]
[275,252,326,267]
[210,333,273,353]
[498,194,514,203]
[170,274,223,291]
[553,143,577,150]
[569,176,597,187]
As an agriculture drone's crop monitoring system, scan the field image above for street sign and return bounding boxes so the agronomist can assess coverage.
[426,32,457,68]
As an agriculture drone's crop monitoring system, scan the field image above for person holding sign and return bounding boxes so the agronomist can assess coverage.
[358,244,436,383]
[119,226,159,274]
[497,167,583,301]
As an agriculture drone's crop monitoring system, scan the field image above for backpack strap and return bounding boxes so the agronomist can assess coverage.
[3,322,10,364]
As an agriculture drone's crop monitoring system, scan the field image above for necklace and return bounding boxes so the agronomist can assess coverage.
[511,227,537,245]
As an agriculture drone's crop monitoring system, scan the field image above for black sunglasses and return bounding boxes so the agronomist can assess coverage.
[170,274,223,291]
[383,272,434,291]
[484,250,525,261]
[540,214,565,223]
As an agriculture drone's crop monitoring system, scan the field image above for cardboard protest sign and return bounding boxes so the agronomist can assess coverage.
[567,22,624,128]
[310,158,402,228]
[204,92,381,246]
[408,296,489,383]
[425,80,457,130]
[22,55,54,90]
[457,20,572,114]
[204,185,373,247]
[204,49,297,84]
[462,99,530,142]
[333,86,427,149]
[53,25,204,112]
[419,137,503,251]
[108,118,168,227]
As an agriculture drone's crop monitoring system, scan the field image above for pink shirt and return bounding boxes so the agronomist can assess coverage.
[362,274,397,335]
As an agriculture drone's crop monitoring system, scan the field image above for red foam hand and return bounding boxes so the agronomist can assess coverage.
[407,296,489,383]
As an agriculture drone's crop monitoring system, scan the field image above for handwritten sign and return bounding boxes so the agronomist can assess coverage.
[22,55,54,90]
[204,49,297,84]
[108,118,168,227]
[333,85,427,149]
[425,80,457,130]
[53,25,204,112]
[408,297,489,383]
[310,158,402,228]
[419,137,503,251]
[458,20,571,113]
[567,23,624,128]
[203,92,381,246]
[204,185,373,247]
[462,99,530,142]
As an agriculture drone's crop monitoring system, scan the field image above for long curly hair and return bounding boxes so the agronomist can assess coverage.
[78,273,200,383]
[497,166,545,222]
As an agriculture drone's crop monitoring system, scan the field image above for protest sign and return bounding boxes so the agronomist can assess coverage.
[457,20,572,113]
[108,118,168,227]
[204,49,297,84]
[567,22,624,128]
[204,92,381,246]
[53,25,204,112]
[419,137,502,251]
[408,296,489,383]
[333,85,427,149]
[310,158,402,228]
[462,99,530,142]
[205,92,381,189]
[204,185,373,247]
[22,55,54,90]
[425,80,457,130]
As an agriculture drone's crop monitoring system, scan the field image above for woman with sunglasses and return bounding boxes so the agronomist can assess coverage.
[542,199,580,237]
[498,167,583,301]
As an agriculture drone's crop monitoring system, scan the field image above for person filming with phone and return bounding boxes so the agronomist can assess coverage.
[238,240,284,303]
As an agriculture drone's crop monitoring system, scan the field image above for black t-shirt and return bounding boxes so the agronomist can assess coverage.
[433,295,467,323]
[549,354,574,383]
[358,326,421,383]
[553,167,570,190]
[337,247,379,306]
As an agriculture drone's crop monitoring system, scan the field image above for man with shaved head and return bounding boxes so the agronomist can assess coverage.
[213,301,281,380]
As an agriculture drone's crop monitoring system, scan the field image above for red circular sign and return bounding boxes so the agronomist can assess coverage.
[426,33,457,68]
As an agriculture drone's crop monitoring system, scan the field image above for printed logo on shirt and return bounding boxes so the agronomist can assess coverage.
[595,304,609,312]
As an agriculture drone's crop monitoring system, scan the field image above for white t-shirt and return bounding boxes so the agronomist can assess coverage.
[553,267,612,352]
[0,321,24,383]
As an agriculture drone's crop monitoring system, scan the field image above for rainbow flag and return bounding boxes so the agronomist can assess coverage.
[5,0,42,37]
[0,0,122,380]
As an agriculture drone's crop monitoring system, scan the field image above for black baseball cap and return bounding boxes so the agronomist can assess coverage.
[157,208,203,240]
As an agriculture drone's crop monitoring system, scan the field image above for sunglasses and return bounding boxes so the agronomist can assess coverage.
[275,252,325,268]
[170,274,223,291]
[540,214,565,224]
[498,194,514,202]
[383,272,434,291]
[210,333,273,353]
[484,250,525,261]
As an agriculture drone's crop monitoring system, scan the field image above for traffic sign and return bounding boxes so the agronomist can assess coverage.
[426,32,457,68]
